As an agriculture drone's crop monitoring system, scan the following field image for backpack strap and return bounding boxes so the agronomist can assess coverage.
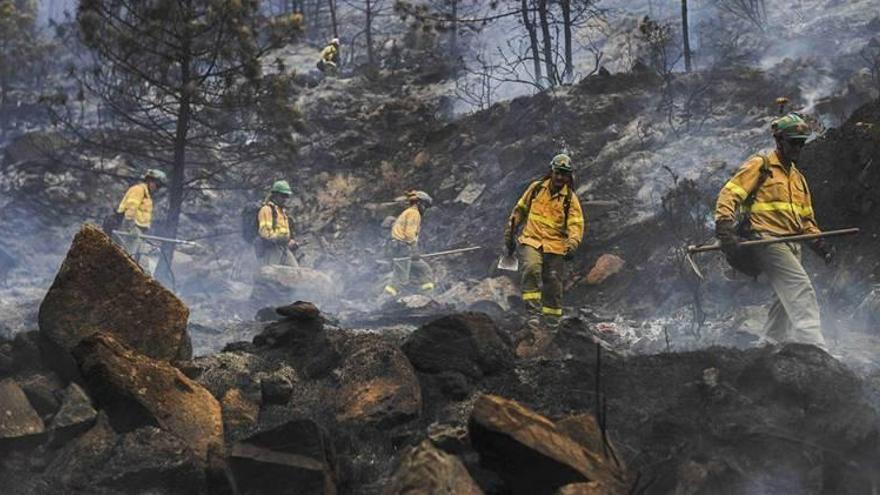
[742,154,771,211]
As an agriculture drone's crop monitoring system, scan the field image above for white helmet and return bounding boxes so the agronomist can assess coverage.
[330,38,340,46]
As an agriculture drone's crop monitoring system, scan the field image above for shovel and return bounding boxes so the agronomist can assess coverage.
[497,217,520,272]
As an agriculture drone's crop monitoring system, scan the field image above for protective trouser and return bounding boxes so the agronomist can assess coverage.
[519,245,565,325]
[115,221,146,267]
[385,241,434,296]
[255,239,298,268]
[754,240,826,349]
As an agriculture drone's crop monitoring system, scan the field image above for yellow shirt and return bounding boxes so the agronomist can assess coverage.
[117,183,152,229]
[509,179,585,255]
[391,205,420,244]
[715,149,820,237]
[258,202,291,240]
[321,44,338,63]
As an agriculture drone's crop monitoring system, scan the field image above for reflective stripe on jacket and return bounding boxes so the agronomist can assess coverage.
[509,179,585,255]
[258,202,291,240]
[714,149,820,236]
[117,183,152,229]
[391,205,420,244]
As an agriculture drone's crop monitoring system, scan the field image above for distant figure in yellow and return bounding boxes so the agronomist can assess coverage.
[384,190,434,296]
[255,180,298,267]
[317,38,340,76]
[115,169,166,264]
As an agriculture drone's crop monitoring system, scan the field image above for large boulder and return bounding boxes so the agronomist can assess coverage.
[43,413,208,494]
[403,312,513,379]
[251,266,339,309]
[468,394,628,495]
[72,332,223,464]
[336,334,421,427]
[229,419,337,495]
[38,224,190,361]
[0,378,45,442]
[383,440,483,495]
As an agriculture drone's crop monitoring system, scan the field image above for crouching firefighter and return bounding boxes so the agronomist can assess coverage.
[714,112,831,349]
[504,154,586,328]
[255,180,299,267]
[384,190,435,297]
[115,168,166,265]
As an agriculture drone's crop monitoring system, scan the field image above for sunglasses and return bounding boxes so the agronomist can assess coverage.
[787,138,807,148]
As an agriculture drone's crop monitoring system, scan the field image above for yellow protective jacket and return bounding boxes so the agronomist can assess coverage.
[117,183,153,229]
[321,44,338,63]
[391,205,420,244]
[715,149,820,237]
[509,179,586,255]
[258,202,291,241]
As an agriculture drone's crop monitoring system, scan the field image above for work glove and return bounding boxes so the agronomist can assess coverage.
[715,220,742,258]
[563,241,576,261]
[503,228,516,256]
[288,239,299,251]
[809,238,834,265]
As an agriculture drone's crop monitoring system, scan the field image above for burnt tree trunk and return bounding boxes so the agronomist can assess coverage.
[681,0,692,72]
[521,0,543,87]
[561,0,572,81]
[537,0,556,86]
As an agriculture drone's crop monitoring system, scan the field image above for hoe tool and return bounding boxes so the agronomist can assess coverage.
[685,228,859,279]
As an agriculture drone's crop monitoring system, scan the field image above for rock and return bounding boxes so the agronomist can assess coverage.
[98,426,208,493]
[72,332,223,463]
[455,182,486,205]
[556,414,625,474]
[44,412,208,493]
[403,312,513,379]
[261,374,294,405]
[585,254,625,285]
[11,330,44,372]
[426,422,470,455]
[49,382,97,437]
[251,266,339,309]
[253,303,325,349]
[229,419,337,495]
[336,335,421,428]
[221,388,259,441]
[383,440,483,495]
[435,370,471,400]
[468,394,628,495]
[276,300,322,319]
[16,371,64,418]
[0,378,45,442]
[38,224,190,361]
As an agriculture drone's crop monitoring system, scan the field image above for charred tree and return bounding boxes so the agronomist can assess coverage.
[681,0,692,72]
[520,0,544,86]
[537,0,556,86]
[70,1,302,286]
[561,0,573,81]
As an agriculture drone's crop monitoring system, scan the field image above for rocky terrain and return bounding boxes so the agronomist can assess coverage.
[1,224,878,494]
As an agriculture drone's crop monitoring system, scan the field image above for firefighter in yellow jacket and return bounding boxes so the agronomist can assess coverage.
[385,190,434,296]
[115,169,166,263]
[715,113,831,349]
[255,180,298,267]
[505,154,586,327]
[318,38,340,75]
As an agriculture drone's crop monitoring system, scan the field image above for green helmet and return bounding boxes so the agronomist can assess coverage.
[144,169,167,185]
[271,180,292,195]
[772,113,812,140]
[549,153,573,173]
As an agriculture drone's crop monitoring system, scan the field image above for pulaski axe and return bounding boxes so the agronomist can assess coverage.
[685,228,860,279]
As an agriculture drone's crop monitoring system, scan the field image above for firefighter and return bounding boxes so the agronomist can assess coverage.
[715,112,831,349]
[317,38,340,75]
[505,154,586,328]
[115,169,166,264]
[384,190,434,296]
[256,180,298,267]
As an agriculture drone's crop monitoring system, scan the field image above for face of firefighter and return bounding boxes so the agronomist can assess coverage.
[146,179,161,193]
[551,169,571,190]
[271,192,290,206]
[778,136,807,164]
